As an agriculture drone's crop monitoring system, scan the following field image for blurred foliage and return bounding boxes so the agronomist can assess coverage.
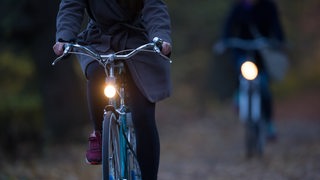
[165,0,235,106]
[0,49,43,157]
[0,50,41,112]
[0,0,38,44]
[166,0,320,105]
[0,0,88,156]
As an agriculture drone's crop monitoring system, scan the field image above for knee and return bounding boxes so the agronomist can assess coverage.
[86,61,104,81]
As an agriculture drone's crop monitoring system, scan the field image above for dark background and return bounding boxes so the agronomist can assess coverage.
[0,0,319,179]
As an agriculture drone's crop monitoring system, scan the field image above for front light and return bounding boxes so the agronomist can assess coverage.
[104,84,116,98]
[241,61,258,80]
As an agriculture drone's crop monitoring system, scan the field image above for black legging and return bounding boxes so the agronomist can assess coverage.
[86,61,160,180]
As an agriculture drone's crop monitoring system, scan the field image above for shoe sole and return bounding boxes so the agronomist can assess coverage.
[85,158,101,165]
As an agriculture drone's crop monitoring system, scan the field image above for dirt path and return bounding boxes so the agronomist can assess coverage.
[157,106,320,180]
[1,90,319,179]
[157,89,320,179]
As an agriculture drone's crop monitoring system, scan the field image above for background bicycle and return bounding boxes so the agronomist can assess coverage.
[214,37,276,157]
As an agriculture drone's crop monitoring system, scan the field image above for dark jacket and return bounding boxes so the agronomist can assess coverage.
[223,0,285,41]
[55,0,172,102]
[222,0,285,71]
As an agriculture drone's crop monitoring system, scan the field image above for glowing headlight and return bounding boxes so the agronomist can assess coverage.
[241,61,258,80]
[104,84,116,98]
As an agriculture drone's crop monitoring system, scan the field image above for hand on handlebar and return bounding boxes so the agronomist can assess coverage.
[53,42,66,56]
[213,41,226,55]
[161,41,172,56]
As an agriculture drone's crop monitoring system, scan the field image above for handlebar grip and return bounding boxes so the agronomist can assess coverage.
[153,37,163,51]
[63,43,72,54]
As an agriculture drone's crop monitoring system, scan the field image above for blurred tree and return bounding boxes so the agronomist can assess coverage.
[0,0,88,156]
[0,50,43,158]
[24,0,88,142]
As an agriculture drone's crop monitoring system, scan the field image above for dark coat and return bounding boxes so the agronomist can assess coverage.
[221,0,285,71]
[223,0,285,41]
[55,0,172,102]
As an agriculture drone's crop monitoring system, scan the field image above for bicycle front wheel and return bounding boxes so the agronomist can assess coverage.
[102,111,120,180]
[126,113,141,180]
[245,120,264,158]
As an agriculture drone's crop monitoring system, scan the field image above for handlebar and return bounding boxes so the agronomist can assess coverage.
[213,37,281,54]
[52,37,170,66]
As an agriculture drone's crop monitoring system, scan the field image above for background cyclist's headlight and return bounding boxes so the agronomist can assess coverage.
[104,84,116,98]
[241,61,258,80]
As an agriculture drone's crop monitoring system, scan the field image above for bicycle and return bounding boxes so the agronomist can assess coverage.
[52,37,170,179]
[214,37,274,157]
[239,59,265,157]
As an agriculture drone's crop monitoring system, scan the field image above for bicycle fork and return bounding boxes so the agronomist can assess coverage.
[239,77,261,122]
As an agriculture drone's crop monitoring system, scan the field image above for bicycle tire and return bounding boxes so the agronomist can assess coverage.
[256,119,265,156]
[245,120,265,158]
[102,111,121,180]
[126,113,141,180]
[245,121,253,158]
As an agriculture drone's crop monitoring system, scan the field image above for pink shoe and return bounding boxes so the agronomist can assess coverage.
[85,131,102,165]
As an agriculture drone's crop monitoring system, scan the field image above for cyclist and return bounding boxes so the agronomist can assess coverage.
[53,0,172,179]
[217,0,286,140]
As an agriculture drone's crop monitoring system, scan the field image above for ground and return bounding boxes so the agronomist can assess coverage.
[0,89,319,180]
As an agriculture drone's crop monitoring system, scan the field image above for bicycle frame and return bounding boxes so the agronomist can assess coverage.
[103,63,135,179]
[214,38,272,158]
[238,57,265,158]
[52,37,169,180]
[239,60,261,123]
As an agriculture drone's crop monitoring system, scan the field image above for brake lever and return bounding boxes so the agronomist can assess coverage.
[52,44,72,66]
[153,37,163,53]
[151,37,173,63]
